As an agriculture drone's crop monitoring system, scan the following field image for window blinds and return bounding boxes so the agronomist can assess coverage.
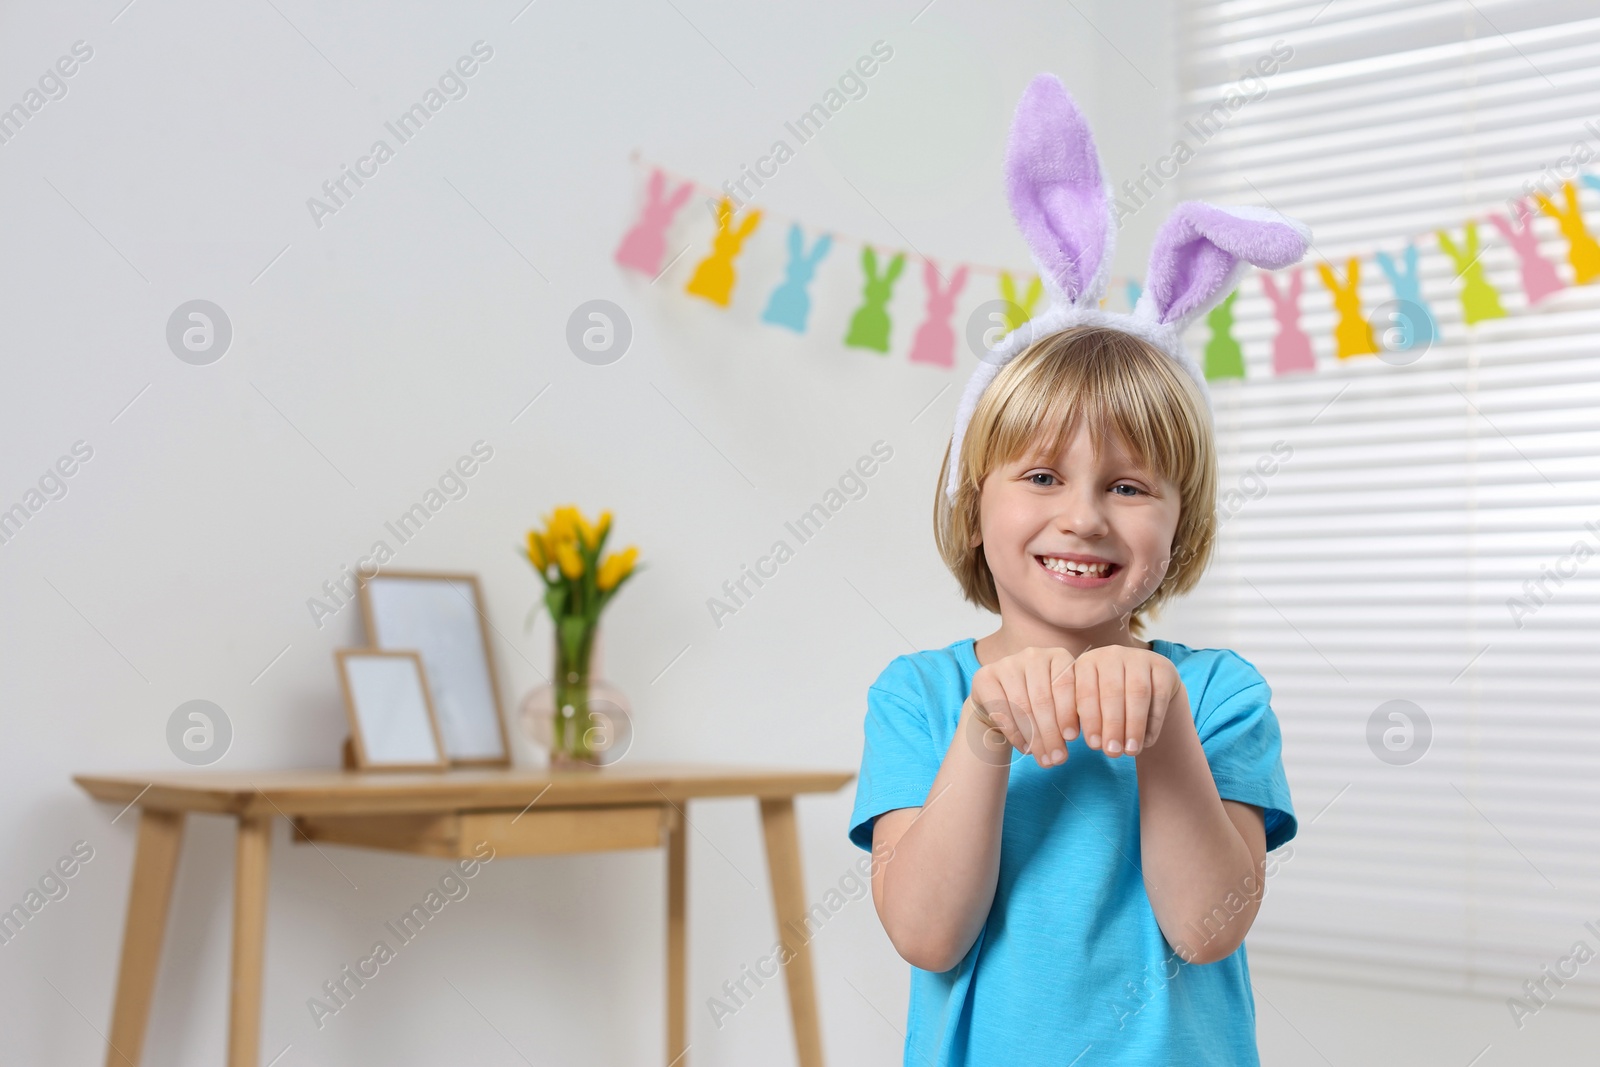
[1171,0,1600,1012]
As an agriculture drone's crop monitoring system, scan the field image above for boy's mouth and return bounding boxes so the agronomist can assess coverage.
[1036,555,1119,582]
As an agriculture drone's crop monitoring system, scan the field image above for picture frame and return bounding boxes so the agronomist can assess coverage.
[334,650,448,771]
[358,570,512,767]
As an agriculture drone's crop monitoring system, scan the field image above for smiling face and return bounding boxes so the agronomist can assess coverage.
[973,418,1182,659]
[935,326,1219,659]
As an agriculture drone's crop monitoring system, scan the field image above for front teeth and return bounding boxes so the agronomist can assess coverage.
[1041,556,1113,578]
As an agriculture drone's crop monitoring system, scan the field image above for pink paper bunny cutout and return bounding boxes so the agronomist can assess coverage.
[908,261,968,367]
[615,168,694,276]
[1260,269,1315,375]
[1489,198,1564,306]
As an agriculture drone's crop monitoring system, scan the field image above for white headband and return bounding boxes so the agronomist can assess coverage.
[946,74,1312,504]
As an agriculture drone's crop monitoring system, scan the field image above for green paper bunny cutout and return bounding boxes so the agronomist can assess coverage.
[844,247,906,353]
[1203,290,1245,380]
[1437,222,1507,325]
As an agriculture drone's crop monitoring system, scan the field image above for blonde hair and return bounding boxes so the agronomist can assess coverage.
[934,326,1218,639]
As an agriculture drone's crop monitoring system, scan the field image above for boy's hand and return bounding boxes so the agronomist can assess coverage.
[965,646,1078,768]
[1066,646,1186,758]
[965,645,1186,767]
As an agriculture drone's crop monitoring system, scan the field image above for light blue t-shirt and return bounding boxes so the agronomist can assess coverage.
[848,637,1297,1066]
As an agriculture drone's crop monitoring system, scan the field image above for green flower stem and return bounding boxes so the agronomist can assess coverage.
[553,618,597,762]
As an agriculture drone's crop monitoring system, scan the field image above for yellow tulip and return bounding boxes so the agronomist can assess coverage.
[555,540,584,580]
[597,546,639,591]
[526,530,547,570]
[574,507,613,552]
[546,506,580,547]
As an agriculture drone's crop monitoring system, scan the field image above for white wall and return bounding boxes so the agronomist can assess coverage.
[0,2,1182,1062]
[30,1,1563,1064]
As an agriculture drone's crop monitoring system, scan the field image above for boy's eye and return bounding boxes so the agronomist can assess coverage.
[1028,472,1144,496]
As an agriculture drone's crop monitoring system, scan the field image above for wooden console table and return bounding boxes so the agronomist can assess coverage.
[74,764,854,1067]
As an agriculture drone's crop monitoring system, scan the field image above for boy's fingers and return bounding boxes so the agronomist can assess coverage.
[997,673,1040,758]
[1051,656,1079,744]
[1149,673,1181,748]
[1099,660,1127,757]
[1075,659,1102,751]
[976,675,1030,757]
[1123,665,1151,755]
[1024,658,1066,766]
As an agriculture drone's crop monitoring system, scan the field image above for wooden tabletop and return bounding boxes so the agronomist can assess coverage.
[73,763,857,817]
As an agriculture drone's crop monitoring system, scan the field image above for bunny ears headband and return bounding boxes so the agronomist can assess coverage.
[945,74,1314,503]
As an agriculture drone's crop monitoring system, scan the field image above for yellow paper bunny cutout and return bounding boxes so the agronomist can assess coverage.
[1535,180,1600,285]
[686,198,763,307]
[1316,258,1379,359]
[998,272,1044,330]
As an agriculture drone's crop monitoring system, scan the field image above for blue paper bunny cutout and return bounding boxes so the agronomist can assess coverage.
[762,225,833,333]
[1374,243,1439,351]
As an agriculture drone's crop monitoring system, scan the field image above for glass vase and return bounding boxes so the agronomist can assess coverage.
[519,626,632,769]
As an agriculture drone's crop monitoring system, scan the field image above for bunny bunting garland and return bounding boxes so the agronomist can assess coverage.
[621,76,1600,464]
[944,73,1313,503]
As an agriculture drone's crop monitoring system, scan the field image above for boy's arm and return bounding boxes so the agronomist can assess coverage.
[1134,698,1268,965]
[870,698,1012,973]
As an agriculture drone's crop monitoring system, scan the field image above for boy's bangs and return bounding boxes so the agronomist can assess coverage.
[988,330,1179,488]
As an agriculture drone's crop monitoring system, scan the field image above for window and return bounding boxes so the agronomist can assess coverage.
[1168,0,1600,1009]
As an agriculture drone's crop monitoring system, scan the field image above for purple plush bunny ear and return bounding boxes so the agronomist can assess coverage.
[1137,203,1311,333]
[1004,74,1114,308]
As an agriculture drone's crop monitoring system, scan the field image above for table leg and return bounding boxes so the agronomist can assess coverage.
[758,797,824,1067]
[105,808,185,1067]
[666,807,688,1066]
[227,814,272,1067]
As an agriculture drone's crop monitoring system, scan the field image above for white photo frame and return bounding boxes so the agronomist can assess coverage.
[335,650,448,771]
[358,571,511,767]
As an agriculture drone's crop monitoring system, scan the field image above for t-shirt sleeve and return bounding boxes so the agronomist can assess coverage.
[847,678,943,852]
[1194,652,1298,852]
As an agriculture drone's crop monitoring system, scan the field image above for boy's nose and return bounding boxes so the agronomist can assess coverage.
[1053,492,1110,538]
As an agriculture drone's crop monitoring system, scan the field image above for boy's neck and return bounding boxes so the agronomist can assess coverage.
[974,620,1151,667]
